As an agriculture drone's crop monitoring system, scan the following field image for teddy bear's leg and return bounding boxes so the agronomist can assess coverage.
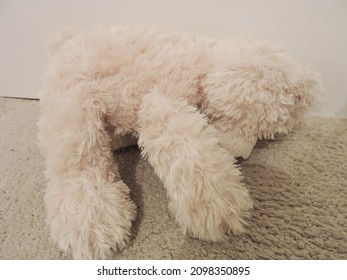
[137,88,253,241]
[38,94,136,259]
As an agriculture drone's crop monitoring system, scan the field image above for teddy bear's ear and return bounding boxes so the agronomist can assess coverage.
[284,64,324,117]
[47,26,79,55]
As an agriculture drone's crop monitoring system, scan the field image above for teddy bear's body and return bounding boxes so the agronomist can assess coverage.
[38,26,321,259]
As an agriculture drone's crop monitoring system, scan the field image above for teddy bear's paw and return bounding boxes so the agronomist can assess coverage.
[45,180,136,259]
[170,172,253,242]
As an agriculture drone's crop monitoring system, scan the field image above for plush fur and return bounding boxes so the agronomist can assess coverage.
[38,26,321,259]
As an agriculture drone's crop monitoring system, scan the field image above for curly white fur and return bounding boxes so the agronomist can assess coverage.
[38,26,321,259]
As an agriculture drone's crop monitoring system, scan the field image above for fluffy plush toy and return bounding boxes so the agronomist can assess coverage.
[38,26,321,259]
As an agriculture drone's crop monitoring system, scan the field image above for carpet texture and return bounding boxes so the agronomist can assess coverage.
[0,97,346,260]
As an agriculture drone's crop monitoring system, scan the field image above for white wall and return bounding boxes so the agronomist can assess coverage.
[0,0,346,117]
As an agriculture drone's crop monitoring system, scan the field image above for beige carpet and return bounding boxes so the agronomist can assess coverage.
[0,97,346,260]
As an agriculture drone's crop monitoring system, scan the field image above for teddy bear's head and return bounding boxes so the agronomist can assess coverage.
[200,41,322,159]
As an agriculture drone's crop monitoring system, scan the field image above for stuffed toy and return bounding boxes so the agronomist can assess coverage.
[38,26,321,259]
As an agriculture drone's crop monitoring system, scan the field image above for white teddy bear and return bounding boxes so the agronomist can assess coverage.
[38,26,321,259]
